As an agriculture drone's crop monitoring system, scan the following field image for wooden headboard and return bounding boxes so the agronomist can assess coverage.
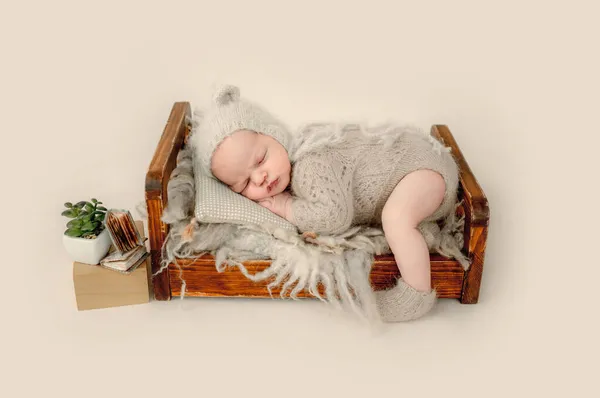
[145,102,191,300]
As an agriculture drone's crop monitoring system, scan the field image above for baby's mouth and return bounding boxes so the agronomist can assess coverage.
[267,178,279,192]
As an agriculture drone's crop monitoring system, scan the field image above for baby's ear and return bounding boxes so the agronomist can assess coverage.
[213,84,240,105]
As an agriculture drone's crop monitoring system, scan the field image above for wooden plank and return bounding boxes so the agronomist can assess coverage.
[369,257,465,298]
[146,198,170,300]
[460,225,488,304]
[145,102,191,300]
[168,255,464,299]
[145,102,191,197]
[431,125,490,303]
[431,125,490,226]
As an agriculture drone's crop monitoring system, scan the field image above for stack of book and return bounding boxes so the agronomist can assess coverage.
[100,209,149,274]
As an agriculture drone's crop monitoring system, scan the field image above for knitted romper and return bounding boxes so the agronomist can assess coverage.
[289,124,460,236]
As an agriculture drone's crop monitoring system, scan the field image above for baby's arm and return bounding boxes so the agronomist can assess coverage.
[287,155,354,235]
[256,192,294,221]
[258,155,354,234]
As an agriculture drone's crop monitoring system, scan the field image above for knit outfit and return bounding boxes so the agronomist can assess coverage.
[191,84,462,322]
[375,278,437,322]
[289,123,459,236]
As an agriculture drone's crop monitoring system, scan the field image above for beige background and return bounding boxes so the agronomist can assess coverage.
[1,0,599,396]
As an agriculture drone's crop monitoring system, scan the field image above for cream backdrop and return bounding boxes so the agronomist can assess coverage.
[1,0,598,397]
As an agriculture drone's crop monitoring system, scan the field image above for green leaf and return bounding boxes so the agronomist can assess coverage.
[91,198,98,204]
[74,201,86,209]
[97,206,107,211]
[82,222,94,232]
[66,219,82,228]
[64,202,73,208]
[91,211,104,222]
[65,228,82,237]
[61,209,76,218]
[84,203,94,212]
[96,214,105,222]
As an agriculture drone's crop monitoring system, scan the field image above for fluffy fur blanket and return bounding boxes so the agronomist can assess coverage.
[151,123,470,321]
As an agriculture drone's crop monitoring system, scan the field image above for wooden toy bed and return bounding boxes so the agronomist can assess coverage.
[145,102,490,303]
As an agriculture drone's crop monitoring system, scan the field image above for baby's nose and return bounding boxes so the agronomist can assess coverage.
[253,171,267,186]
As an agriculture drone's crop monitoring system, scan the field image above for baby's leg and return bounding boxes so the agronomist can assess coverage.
[382,169,445,290]
[378,169,445,321]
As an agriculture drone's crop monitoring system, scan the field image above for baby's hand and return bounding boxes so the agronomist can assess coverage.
[257,192,292,220]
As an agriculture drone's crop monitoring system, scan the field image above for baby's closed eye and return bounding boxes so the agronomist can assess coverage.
[257,150,267,165]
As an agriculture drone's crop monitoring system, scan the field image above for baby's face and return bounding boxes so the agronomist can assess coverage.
[211,129,291,201]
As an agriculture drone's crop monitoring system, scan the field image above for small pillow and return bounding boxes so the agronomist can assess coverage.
[193,161,297,232]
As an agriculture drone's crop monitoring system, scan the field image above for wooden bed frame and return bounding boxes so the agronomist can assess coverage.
[145,102,490,303]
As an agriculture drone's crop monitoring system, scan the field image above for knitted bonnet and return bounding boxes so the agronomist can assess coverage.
[190,84,292,178]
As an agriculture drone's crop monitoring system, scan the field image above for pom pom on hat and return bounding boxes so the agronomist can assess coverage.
[189,84,292,178]
[212,84,240,105]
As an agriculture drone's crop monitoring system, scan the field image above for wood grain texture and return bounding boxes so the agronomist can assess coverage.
[146,198,170,300]
[168,254,465,299]
[460,225,488,304]
[145,102,191,300]
[431,125,490,303]
[431,125,490,226]
[145,102,191,198]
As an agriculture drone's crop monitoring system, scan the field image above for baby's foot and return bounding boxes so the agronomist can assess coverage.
[375,278,437,322]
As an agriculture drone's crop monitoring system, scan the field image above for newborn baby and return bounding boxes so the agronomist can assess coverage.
[192,84,461,322]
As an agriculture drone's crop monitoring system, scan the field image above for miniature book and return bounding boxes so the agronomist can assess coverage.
[99,209,148,274]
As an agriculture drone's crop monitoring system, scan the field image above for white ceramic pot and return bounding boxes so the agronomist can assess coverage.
[63,227,112,265]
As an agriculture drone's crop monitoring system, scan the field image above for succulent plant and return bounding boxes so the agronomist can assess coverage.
[62,198,107,239]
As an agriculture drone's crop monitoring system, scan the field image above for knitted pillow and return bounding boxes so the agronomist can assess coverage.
[193,165,297,232]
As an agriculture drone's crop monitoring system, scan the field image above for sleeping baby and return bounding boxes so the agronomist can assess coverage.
[191,84,462,322]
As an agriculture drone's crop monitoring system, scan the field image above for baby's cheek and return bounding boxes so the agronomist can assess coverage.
[243,187,267,201]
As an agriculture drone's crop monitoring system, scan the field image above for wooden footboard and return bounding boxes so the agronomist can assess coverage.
[432,125,490,303]
[145,102,489,303]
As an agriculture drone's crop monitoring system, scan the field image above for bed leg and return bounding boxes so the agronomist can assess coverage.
[147,198,171,301]
[460,224,488,304]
